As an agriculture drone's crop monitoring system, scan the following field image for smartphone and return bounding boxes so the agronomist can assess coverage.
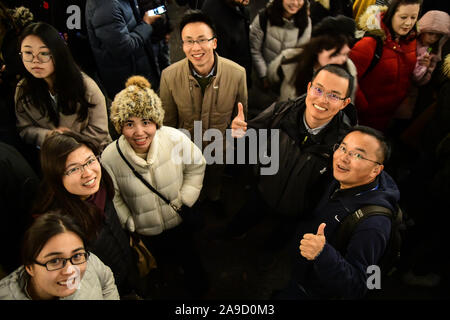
[147,5,166,16]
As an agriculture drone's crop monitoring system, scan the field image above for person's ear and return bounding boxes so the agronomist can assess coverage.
[25,264,35,277]
[340,97,351,110]
[307,81,312,92]
[372,164,384,177]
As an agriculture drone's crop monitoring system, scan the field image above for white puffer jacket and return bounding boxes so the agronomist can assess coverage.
[250,14,311,79]
[101,126,206,236]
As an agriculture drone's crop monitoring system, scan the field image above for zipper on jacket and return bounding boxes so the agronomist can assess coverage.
[213,78,219,107]
[189,79,197,127]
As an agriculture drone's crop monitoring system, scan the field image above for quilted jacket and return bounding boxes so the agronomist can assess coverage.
[101,126,206,236]
[349,6,417,131]
[249,10,311,79]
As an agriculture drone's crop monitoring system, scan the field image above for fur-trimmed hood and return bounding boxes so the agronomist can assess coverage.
[356,5,388,40]
[443,54,450,80]
[417,10,450,62]
[357,4,418,42]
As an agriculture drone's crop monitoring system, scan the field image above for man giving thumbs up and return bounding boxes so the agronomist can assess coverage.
[299,223,326,260]
[274,126,400,300]
[231,102,247,138]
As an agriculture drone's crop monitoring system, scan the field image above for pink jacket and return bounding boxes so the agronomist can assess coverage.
[413,10,450,86]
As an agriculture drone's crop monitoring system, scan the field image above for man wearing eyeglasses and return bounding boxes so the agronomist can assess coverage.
[276,125,400,299]
[221,64,357,267]
[201,0,252,88]
[159,10,247,211]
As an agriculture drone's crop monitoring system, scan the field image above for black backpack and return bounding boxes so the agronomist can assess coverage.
[360,34,383,78]
[335,205,403,276]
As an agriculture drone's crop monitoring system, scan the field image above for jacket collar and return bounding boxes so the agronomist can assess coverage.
[280,97,342,146]
[187,52,219,78]
[118,129,160,166]
[330,176,380,200]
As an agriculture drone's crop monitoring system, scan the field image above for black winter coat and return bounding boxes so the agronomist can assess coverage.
[88,198,141,296]
[0,143,39,272]
[249,95,357,219]
[85,0,159,98]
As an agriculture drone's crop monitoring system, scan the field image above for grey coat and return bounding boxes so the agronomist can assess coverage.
[0,253,119,300]
[249,14,311,79]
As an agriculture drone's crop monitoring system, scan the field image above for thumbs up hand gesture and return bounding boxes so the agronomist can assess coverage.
[231,102,247,138]
[299,223,326,260]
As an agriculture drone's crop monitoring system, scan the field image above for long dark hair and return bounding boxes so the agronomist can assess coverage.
[382,0,423,39]
[22,211,87,267]
[291,34,352,96]
[267,0,309,34]
[32,131,114,240]
[16,22,94,126]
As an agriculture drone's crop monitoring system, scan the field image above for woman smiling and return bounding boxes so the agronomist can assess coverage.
[0,212,119,300]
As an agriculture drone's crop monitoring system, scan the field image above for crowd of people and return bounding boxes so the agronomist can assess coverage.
[0,0,449,300]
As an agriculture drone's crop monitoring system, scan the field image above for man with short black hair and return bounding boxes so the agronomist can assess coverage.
[223,64,357,264]
[159,10,247,209]
[201,0,252,87]
[278,125,400,299]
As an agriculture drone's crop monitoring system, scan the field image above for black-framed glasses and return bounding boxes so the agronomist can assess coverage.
[34,252,90,271]
[181,36,215,47]
[310,85,346,104]
[333,144,382,165]
[64,155,100,177]
[19,51,52,63]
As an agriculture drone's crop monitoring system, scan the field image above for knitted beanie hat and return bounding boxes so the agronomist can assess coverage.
[110,76,164,133]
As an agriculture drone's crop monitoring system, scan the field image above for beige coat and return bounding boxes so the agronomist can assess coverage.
[101,126,206,236]
[15,73,111,149]
[159,54,248,144]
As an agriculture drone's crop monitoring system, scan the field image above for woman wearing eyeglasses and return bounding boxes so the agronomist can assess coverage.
[101,75,207,298]
[0,212,119,300]
[30,131,141,298]
[14,22,111,153]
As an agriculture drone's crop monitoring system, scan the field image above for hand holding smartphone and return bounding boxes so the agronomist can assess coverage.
[147,5,166,16]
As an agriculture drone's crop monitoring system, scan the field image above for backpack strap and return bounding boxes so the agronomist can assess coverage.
[360,34,383,79]
[115,140,181,213]
[335,205,394,253]
[270,95,305,129]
